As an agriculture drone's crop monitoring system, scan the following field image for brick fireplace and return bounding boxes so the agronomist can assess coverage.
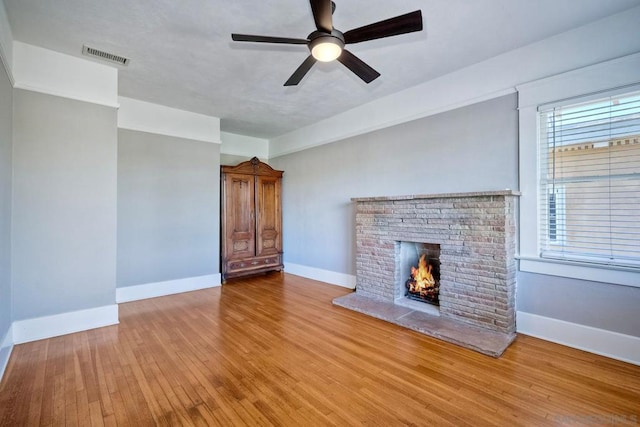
[333,191,519,356]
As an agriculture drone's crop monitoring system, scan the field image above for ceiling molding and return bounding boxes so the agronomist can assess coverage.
[268,87,515,158]
[221,132,269,158]
[118,97,221,144]
[13,83,119,108]
[516,52,640,108]
[13,42,118,107]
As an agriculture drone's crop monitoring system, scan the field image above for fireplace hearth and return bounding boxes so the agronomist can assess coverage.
[333,190,520,357]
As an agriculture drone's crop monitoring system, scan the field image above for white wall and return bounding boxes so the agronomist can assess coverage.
[221,132,269,165]
[118,97,220,144]
[13,42,118,107]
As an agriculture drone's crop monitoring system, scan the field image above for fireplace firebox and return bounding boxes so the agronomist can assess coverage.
[398,242,440,306]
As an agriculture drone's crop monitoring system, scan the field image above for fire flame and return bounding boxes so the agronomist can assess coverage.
[408,254,436,295]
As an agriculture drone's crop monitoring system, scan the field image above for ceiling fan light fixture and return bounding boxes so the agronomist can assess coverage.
[231,2,424,85]
[310,37,343,62]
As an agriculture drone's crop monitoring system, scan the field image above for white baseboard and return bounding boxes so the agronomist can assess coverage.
[0,324,14,383]
[12,304,119,345]
[285,263,356,289]
[517,311,640,366]
[116,274,221,303]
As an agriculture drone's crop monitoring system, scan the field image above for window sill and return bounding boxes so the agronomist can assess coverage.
[517,256,640,288]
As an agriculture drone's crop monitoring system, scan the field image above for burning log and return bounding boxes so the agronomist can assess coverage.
[406,254,439,305]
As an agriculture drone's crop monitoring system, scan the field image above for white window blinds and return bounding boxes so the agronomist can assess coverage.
[538,88,640,268]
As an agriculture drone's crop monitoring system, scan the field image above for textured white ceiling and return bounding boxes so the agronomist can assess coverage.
[4,0,640,138]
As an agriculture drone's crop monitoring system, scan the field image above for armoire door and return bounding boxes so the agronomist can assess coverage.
[223,173,255,260]
[256,175,282,257]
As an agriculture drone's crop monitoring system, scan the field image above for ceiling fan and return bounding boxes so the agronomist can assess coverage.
[231,0,423,86]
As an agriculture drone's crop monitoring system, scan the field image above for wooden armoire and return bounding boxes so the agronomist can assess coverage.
[221,157,284,281]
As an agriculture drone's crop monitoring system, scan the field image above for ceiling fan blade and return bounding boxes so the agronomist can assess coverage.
[284,55,317,86]
[310,0,333,33]
[337,50,380,84]
[232,34,308,45]
[343,10,423,44]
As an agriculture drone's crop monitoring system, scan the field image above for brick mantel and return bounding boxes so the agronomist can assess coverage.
[351,189,520,202]
[352,191,519,335]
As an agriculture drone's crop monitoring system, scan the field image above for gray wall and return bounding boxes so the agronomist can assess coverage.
[12,90,117,320]
[0,61,12,337]
[270,92,639,338]
[269,94,519,274]
[117,129,220,287]
[517,272,640,336]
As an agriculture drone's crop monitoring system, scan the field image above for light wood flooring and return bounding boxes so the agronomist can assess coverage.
[1,273,639,426]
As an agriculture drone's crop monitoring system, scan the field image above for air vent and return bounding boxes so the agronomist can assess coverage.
[82,45,130,66]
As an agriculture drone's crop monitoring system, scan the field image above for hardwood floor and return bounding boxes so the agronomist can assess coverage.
[1,273,639,426]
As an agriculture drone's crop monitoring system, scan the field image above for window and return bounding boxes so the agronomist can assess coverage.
[538,89,640,268]
[518,54,640,286]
